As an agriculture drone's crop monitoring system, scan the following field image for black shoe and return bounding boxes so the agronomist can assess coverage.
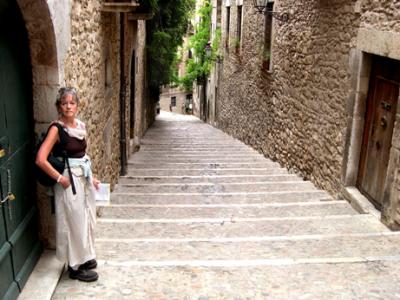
[69,268,99,282]
[80,259,97,270]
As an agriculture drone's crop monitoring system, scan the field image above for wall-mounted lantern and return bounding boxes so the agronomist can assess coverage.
[205,41,222,64]
[205,42,212,58]
[252,0,289,22]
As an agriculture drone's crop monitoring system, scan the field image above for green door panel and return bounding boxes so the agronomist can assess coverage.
[0,211,15,300]
[0,0,41,297]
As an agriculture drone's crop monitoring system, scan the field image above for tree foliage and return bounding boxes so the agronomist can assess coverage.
[145,0,195,93]
[179,1,220,91]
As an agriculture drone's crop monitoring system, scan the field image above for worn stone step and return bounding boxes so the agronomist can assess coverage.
[128,157,269,163]
[141,139,241,144]
[135,148,259,153]
[140,145,257,151]
[142,141,240,145]
[97,201,356,219]
[95,232,400,262]
[96,215,388,240]
[110,190,332,204]
[113,181,316,194]
[127,162,279,169]
[52,259,400,299]
[118,174,301,184]
[127,168,289,176]
[131,154,265,159]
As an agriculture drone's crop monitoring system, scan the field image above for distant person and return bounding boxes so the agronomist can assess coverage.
[169,104,172,112]
[36,87,100,282]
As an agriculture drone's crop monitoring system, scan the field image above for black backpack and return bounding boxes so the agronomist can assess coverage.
[35,123,76,194]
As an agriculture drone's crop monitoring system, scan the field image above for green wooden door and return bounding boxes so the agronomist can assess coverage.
[0,1,42,299]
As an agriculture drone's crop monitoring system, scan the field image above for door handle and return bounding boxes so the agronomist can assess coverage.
[381,116,387,128]
[0,144,5,158]
[1,193,16,204]
[381,101,392,111]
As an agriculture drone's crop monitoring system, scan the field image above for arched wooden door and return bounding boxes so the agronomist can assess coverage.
[0,1,41,299]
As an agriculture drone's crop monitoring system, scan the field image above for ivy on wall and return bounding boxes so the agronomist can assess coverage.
[179,0,221,92]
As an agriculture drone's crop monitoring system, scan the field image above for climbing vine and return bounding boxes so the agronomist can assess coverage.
[179,0,221,92]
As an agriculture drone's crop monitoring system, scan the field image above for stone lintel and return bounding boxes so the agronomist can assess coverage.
[127,13,153,20]
[357,28,400,61]
[101,1,139,13]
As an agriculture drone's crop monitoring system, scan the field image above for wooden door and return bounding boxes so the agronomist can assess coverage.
[0,1,41,299]
[357,56,400,209]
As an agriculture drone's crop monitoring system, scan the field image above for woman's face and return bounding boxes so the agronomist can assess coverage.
[59,94,78,118]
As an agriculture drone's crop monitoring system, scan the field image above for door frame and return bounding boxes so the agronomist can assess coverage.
[356,61,399,209]
[342,50,400,226]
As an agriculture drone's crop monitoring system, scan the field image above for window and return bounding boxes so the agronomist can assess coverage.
[237,5,242,43]
[225,6,230,48]
[171,96,176,107]
[263,1,274,70]
[217,0,222,27]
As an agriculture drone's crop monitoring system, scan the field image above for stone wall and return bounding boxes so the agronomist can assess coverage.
[215,0,400,226]
[160,87,189,114]
[31,0,155,247]
[64,0,121,186]
[217,0,360,197]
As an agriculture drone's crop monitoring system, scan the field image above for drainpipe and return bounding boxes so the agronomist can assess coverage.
[119,12,127,175]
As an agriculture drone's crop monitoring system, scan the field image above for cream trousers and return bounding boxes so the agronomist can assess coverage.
[54,166,96,267]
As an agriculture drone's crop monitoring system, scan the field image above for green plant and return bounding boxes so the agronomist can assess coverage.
[146,0,196,95]
[230,37,240,49]
[179,0,221,91]
[262,50,271,61]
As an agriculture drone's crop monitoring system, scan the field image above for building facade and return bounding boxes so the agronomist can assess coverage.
[159,85,193,114]
[0,0,154,298]
[209,0,400,228]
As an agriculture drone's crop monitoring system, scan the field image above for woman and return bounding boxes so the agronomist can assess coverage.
[36,87,100,282]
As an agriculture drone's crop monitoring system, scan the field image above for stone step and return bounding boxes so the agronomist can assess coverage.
[140,143,257,153]
[113,181,316,194]
[135,148,259,152]
[142,141,240,145]
[96,215,388,239]
[127,168,289,176]
[127,162,279,169]
[51,259,400,299]
[131,154,265,159]
[110,190,332,204]
[95,232,400,262]
[97,201,356,219]
[128,157,269,163]
[141,139,241,144]
[118,174,301,184]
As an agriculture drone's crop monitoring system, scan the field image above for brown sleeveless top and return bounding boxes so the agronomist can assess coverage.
[52,124,87,158]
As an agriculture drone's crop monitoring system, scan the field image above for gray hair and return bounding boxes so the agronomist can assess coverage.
[55,87,80,109]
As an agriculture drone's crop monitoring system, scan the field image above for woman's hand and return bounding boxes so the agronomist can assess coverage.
[92,178,100,190]
[58,175,71,189]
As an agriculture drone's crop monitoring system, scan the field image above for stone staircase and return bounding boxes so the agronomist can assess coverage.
[52,112,400,299]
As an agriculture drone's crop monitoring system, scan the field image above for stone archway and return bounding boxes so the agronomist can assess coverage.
[16,0,60,133]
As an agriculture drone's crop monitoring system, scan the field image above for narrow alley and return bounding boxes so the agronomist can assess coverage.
[51,112,400,299]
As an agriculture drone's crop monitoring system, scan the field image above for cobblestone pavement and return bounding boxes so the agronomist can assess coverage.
[52,111,400,299]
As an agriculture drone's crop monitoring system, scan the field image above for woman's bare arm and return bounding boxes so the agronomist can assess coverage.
[35,126,70,188]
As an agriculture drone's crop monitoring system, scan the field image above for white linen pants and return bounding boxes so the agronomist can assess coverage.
[54,167,96,267]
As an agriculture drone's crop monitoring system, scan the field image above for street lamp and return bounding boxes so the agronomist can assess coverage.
[252,0,289,22]
[205,41,212,58]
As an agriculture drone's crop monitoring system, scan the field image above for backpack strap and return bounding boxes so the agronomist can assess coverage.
[49,122,77,195]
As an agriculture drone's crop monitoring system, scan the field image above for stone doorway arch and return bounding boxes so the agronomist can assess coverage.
[17,0,62,133]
